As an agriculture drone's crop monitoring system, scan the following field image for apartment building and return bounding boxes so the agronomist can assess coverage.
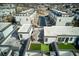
[48,9,74,26]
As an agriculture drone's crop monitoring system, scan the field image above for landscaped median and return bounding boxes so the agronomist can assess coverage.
[29,43,49,52]
[57,43,77,51]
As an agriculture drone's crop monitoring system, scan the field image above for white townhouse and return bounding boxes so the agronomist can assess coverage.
[56,17,74,26]
[18,24,33,40]
[44,26,79,44]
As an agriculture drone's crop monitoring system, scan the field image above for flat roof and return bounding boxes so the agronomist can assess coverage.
[20,10,28,14]
[56,17,73,26]
[18,24,31,33]
[20,8,34,14]
[0,22,11,31]
[51,9,67,14]
[44,26,79,37]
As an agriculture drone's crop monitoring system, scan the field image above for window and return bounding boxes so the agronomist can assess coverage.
[45,38,48,42]
[65,37,69,43]
[26,19,28,21]
[62,37,65,41]
[58,37,61,41]
[59,19,61,22]
[70,37,73,41]
[19,14,21,16]
[20,34,22,38]
[58,37,65,42]
[23,14,24,16]
[65,23,70,26]
[0,34,4,40]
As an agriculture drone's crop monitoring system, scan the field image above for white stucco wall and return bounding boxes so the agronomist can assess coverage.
[15,16,31,25]
[44,36,76,44]
[57,36,76,43]
[30,11,37,21]
[68,37,76,43]
[19,27,33,40]
[56,17,73,26]
[22,34,30,40]
[44,37,57,44]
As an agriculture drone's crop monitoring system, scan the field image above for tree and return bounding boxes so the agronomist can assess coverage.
[11,17,17,24]
[72,14,79,27]
[74,37,79,49]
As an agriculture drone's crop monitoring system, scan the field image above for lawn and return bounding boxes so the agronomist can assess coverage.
[58,43,76,50]
[30,43,49,52]
[30,44,41,50]
[41,43,49,52]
